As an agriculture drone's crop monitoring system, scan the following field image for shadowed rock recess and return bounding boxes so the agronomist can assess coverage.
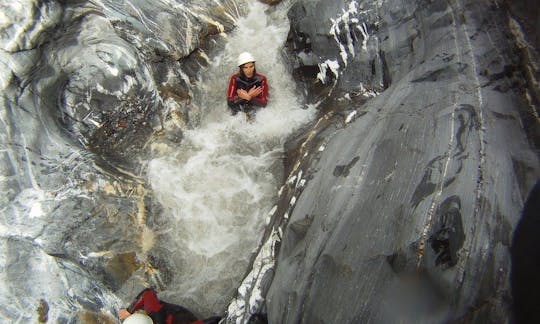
[262,0,539,323]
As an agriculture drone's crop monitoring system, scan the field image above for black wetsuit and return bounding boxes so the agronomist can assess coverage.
[227,73,268,115]
[126,288,221,324]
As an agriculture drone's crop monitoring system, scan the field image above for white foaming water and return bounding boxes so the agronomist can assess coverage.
[148,1,314,315]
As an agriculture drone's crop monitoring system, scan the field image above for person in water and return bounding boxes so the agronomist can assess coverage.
[227,52,269,119]
[118,288,222,324]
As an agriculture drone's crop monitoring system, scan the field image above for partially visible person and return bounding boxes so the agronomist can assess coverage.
[227,52,269,120]
[118,288,221,324]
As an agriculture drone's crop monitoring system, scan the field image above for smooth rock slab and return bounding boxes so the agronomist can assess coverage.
[266,0,539,323]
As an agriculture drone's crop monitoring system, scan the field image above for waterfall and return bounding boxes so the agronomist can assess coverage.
[147,1,314,316]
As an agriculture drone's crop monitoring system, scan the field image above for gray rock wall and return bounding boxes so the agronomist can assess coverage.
[0,0,247,322]
[266,0,539,322]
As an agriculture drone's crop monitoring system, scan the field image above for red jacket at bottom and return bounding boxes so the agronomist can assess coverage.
[127,288,221,324]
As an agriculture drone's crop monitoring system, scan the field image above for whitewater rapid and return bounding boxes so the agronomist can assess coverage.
[147,1,314,316]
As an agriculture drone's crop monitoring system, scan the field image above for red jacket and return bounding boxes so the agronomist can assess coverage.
[227,73,268,107]
[127,289,220,324]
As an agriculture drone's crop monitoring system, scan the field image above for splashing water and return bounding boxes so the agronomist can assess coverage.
[147,1,314,316]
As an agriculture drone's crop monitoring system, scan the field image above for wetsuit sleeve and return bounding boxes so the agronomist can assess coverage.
[251,75,268,107]
[227,75,239,105]
[127,288,163,314]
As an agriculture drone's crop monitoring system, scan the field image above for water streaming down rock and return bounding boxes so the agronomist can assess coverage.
[146,1,314,316]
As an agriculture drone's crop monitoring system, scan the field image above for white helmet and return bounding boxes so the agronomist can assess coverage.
[237,52,255,67]
[123,312,153,324]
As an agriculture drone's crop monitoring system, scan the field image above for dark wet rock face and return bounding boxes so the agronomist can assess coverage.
[428,196,465,267]
[86,101,156,169]
[505,0,540,50]
[511,181,540,323]
[266,0,539,323]
[333,156,360,177]
[285,0,389,105]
